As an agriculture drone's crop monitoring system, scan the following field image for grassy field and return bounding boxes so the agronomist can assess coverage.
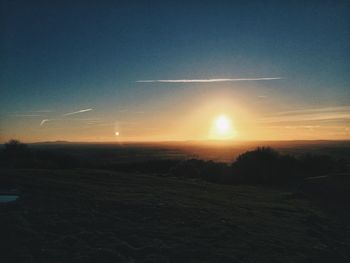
[1,168,349,262]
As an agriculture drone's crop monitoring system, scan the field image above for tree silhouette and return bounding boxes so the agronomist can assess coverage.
[3,139,29,156]
[231,147,300,184]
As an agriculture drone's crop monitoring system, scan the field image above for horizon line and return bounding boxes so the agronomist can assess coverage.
[1,138,349,145]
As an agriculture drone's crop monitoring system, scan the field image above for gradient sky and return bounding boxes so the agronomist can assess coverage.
[1,0,349,142]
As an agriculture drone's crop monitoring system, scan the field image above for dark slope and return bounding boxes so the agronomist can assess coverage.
[1,169,349,262]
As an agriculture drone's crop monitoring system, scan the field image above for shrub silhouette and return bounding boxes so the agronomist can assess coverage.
[230,147,342,184]
[1,139,33,167]
[197,160,231,183]
[0,139,80,169]
[3,139,29,157]
[170,159,203,178]
[231,147,300,184]
[298,154,336,177]
[165,147,342,185]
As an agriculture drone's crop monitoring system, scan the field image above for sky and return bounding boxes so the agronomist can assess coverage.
[0,0,349,142]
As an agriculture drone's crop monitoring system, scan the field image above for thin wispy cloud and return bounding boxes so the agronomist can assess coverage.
[92,123,114,127]
[260,114,350,124]
[136,77,283,83]
[63,108,93,116]
[272,106,350,116]
[117,109,145,114]
[40,109,94,126]
[259,106,350,124]
[82,119,104,125]
[31,110,52,113]
[39,116,101,127]
[68,118,100,121]
[12,114,42,117]
[10,110,53,117]
[40,119,50,126]
[266,125,321,129]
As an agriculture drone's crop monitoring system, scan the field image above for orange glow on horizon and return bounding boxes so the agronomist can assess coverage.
[1,94,349,143]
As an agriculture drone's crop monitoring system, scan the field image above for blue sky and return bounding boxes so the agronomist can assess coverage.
[1,0,349,141]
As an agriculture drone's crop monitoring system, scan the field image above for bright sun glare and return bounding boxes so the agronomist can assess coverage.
[215,115,230,134]
[209,115,237,140]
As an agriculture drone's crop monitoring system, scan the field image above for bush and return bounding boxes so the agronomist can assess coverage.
[230,147,342,184]
[1,139,33,168]
[0,140,80,169]
[170,159,203,178]
[298,154,336,177]
[231,147,300,184]
[3,139,29,157]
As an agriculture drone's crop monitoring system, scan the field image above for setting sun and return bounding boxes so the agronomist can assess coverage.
[209,115,237,140]
[215,115,230,134]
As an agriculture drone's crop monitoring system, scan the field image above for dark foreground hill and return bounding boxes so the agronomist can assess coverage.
[1,168,349,263]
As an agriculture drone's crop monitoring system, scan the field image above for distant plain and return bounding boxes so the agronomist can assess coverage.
[22,140,350,163]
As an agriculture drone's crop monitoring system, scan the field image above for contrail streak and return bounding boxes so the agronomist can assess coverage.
[63,108,93,116]
[40,119,50,126]
[136,77,283,83]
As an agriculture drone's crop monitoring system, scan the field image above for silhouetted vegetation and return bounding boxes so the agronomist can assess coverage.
[231,147,302,184]
[1,140,32,168]
[0,140,80,169]
[298,153,337,176]
[170,147,345,185]
[0,140,347,186]
[3,139,29,154]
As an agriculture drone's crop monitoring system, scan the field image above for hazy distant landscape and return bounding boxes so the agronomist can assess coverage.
[5,140,350,163]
